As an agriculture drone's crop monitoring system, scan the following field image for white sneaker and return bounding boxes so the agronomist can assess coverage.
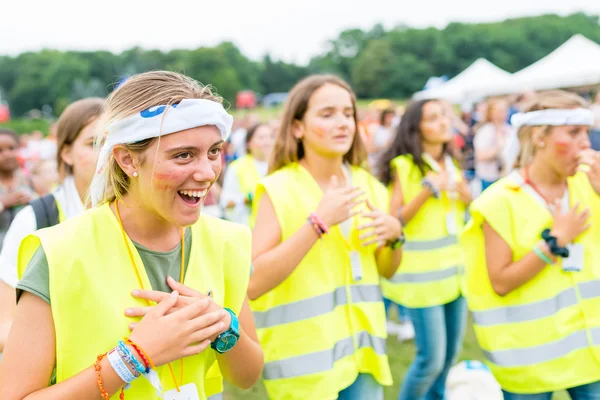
[386,320,402,336]
[397,321,415,342]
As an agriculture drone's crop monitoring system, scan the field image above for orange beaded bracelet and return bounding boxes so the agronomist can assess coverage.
[124,337,155,369]
[95,353,125,400]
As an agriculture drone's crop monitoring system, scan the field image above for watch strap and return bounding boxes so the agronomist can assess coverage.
[224,308,239,335]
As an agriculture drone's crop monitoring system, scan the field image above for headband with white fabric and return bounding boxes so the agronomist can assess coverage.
[90,98,233,207]
[510,108,594,131]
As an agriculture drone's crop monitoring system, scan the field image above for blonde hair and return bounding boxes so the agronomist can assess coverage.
[516,90,587,168]
[96,71,223,205]
[55,97,104,182]
[269,74,366,174]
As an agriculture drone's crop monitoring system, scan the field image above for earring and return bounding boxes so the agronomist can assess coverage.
[132,171,138,178]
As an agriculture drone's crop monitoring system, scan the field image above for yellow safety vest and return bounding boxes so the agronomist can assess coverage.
[461,171,600,393]
[230,154,263,227]
[54,195,66,222]
[250,162,393,400]
[18,203,251,400]
[381,155,465,308]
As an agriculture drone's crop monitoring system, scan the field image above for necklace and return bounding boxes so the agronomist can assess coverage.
[523,166,567,211]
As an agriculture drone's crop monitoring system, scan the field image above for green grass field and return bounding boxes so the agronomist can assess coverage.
[224,320,569,400]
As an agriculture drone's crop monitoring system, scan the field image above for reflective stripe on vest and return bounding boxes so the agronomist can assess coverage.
[251,164,392,399]
[402,235,457,251]
[253,284,382,329]
[263,331,386,380]
[463,171,600,393]
[382,155,464,308]
[484,327,600,367]
[389,265,461,284]
[18,204,251,399]
[473,280,600,326]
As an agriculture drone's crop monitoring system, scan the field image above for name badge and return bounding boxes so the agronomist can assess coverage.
[165,383,200,400]
[350,250,363,282]
[446,212,457,236]
[562,243,584,273]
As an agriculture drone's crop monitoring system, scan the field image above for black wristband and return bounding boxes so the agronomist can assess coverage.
[541,229,570,258]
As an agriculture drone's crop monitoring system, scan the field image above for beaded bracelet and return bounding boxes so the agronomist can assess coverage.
[307,215,324,239]
[308,213,329,240]
[310,213,329,234]
[116,345,141,378]
[124,337,155,370]
[95,353,110,400]
[95,353,125,400]
[533,245,554,265]
[117,341,146,375]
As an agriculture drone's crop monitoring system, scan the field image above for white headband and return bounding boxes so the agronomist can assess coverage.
[510,108,594,131]
[90,98,233,207]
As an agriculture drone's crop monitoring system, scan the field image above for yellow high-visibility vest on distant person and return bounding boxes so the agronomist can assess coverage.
[461,171,600,393]
[250,162,393,400]
[18,203,251,400]
[229,154,262,227]
[381,154,465,308]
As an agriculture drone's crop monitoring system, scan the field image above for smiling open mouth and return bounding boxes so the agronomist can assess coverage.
[178,189,207,206]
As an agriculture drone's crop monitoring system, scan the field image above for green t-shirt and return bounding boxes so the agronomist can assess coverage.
[17,229,193,304]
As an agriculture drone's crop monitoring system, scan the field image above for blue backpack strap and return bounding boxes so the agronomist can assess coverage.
[30,194,59,229]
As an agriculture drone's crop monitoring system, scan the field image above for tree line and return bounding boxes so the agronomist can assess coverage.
[1,12,599,117]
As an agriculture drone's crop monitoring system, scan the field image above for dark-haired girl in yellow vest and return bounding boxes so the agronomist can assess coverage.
[378,99,471,400]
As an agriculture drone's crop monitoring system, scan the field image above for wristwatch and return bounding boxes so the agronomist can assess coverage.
[211,308,240,354]
[386,232,406,250]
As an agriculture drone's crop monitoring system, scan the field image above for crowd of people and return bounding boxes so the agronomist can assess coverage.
[0,70,598,400]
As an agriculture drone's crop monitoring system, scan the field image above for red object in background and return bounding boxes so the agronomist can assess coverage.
[236,91,257,109]
[0,105,10,123]
[453,132,465,150]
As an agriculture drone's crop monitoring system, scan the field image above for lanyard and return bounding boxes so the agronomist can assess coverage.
[421,153,458,194]
[422,153,459,234]
[115,201,185,392]
[338,164,361,250]
[521,168,569,214]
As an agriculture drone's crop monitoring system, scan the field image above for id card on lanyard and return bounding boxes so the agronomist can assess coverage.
[165,383,200,400]
[516,172,583,273]
[422,153,458,235]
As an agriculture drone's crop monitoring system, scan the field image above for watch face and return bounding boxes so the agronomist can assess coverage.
[216,332,238,353]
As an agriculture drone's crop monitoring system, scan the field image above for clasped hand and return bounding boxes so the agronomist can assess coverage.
[125,276,231,366]
[358,200,402,247]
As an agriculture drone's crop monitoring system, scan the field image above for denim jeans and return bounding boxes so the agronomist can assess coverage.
[338,373,383,400]
[398,296,468,400]
[384,297,410,322]
[503,380,600,400]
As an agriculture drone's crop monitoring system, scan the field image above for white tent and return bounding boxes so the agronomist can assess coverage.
[413,58,512,104]
[485,34,600,96]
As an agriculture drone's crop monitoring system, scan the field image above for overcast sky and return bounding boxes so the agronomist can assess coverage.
[2,0,599,64]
